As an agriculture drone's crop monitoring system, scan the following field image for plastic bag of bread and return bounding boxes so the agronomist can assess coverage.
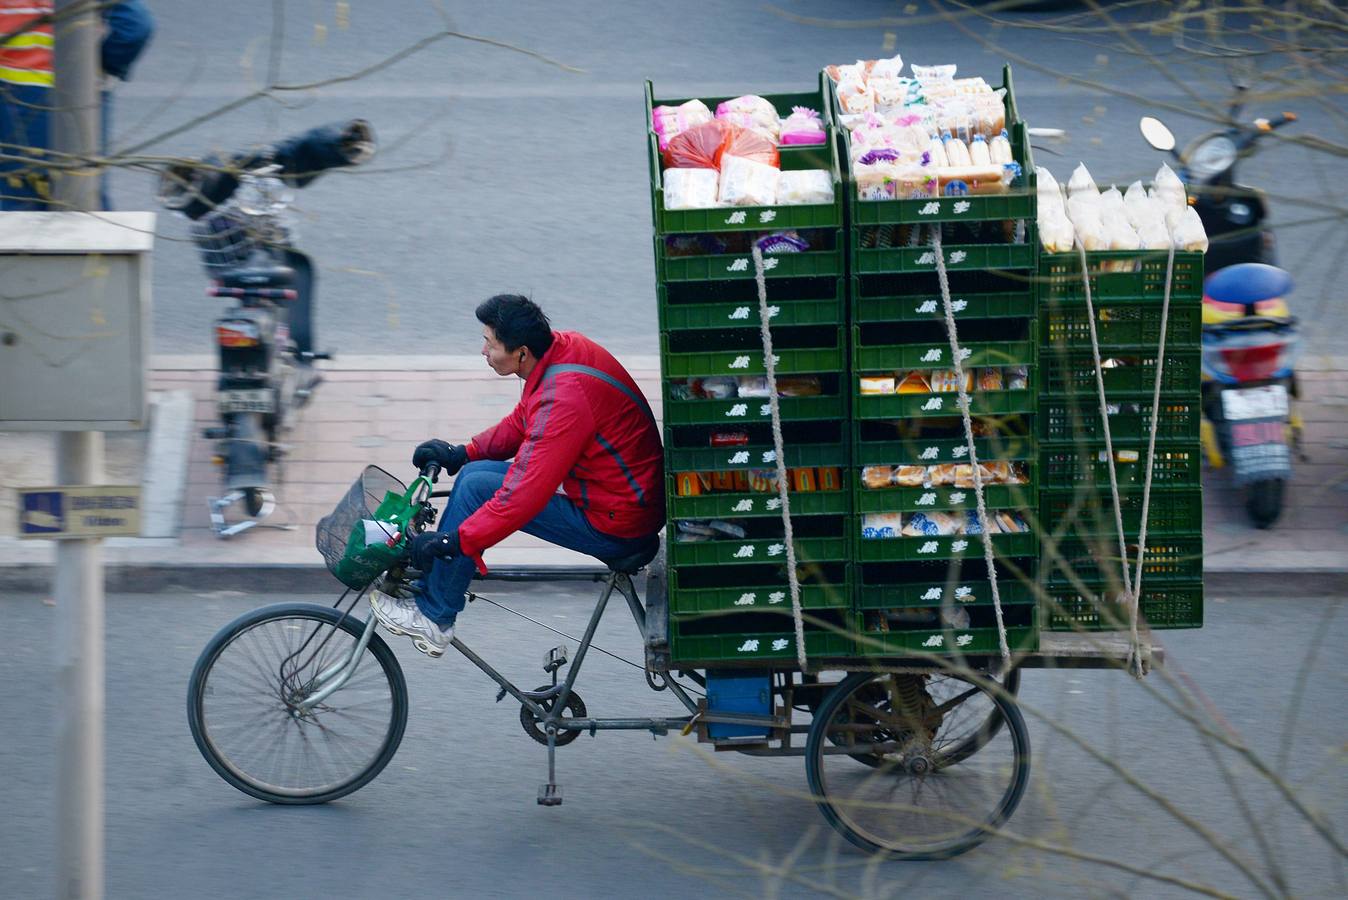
[1036,166,1065,216]
[861,512,904,539]
[718,155,780,207]
[993,511,1031,534]
[981,460,1011,483]
[1137,216,1171,250]
[862,465,894,489]
[978,368,1004,391]
[937,165,1010,195]
[903,510,962,537]
[1170,205,1209,252]
[1151,162,1187,215]
[929,369,973,393]
[779,107,826,146]
[1074,212,1109,251]
[854,159,899,201]
[716,95,780,141]
[871,53,905,80]
[1109,218,1142,250]
[896,371,932,393]
[663,120,728,169]
[775,375,823,397]
[776,169,834,205]
[1067,162,1098,197]
[895,465,927,487]
[663,168,720,210]
[928,463,958,486]
[1006,366,1029,390]
[1038,210,1076,253]
[652,99,713,149]
[836,77,874,114]
[953,464,977,488]
[860,375,896,395]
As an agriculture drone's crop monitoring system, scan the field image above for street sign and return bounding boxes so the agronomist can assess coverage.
[17,486,142,538]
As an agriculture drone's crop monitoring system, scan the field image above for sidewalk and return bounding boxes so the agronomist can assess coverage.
[1,354,1345,592]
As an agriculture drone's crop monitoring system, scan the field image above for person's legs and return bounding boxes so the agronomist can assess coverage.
[417,460,510,627]
[516,494,654,561]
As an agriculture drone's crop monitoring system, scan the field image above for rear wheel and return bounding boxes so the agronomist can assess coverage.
[187,602,408,804]
[1245,478,1284,529]
[806,670,1030,859]
[244,487,267,517]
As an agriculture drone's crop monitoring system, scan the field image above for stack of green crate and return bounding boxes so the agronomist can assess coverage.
[1037,249,1206,630]
[647,79,855,666]
[834,66,1042,657]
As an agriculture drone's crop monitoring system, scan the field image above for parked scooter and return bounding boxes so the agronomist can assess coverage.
[157,121,376,536]
[1139,95,1302,528]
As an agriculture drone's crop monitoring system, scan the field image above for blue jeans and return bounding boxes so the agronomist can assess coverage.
[415,460,655,628]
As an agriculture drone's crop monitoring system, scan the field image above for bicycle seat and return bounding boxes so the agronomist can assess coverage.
[602,535,660,575]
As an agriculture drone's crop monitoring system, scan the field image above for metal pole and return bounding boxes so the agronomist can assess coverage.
[52,3,104,898]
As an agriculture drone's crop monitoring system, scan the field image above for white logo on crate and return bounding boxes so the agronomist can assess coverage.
[729,451,750,464]
[922,587,943,601]
[953,445,969,458]
[725,211,747,225]
[767,543,785,557]
[772,638,790,651]
[958,347,973,360]
[762,450,777,463]
[760,210,777,223]
[953,201,972,214]
[922,397,944,411]
[920,446,939,460]
[950,491,967,504]
[952,299,968,312]
[918,541,939,554]
[917,252,936,265]
[759,403,772,416]
[734,545,755,558]
[768,591,786,604]
[923,634,944,648]
[726,403,748,417]
[735,593,757,606]
[729,306,751,320]
[956,586,973,599]
[736,639,760,652]
[917,300,938,314]
[919,201,941,216]
[732,499,754,512]
[956,634,974,647]
[950,251,968,264]
[762,258,780,271]
[952,539,969,553]
[729,355,751,369]
[921,348,943,363]
[728,258,749,272]
[766,305,780,318]
[917,492,936,506]
[766,498,782,511]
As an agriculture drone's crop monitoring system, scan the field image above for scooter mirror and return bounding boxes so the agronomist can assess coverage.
[1139,116,1176,152]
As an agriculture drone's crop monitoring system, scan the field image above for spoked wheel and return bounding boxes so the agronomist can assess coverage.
[806,670,1030,860]
[187,602,409,805]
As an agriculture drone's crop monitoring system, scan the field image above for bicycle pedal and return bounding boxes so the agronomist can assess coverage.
[537,783,562,806]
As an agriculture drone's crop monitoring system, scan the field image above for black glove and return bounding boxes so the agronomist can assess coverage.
[412,439,468,479]
[409,529,460,571]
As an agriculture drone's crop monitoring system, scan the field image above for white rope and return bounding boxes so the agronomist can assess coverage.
[932,229,1011,667]
[751,243,808,672]
[1125,241,1177,675]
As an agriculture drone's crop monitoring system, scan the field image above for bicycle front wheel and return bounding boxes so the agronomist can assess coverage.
[187,602,408,804]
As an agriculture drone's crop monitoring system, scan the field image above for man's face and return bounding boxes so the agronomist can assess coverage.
[481,326,520,377]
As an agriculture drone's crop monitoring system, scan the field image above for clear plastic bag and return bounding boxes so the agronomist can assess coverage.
[776,169,834,205]
[1067,162,1098,197]
[779,107,826,146]
[1170,205,1209,252]
[663,168,720,210]
[718,155,780,207]
[1152,161,1188,214]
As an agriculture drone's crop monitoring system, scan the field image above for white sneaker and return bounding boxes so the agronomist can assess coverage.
[369,589,454,658]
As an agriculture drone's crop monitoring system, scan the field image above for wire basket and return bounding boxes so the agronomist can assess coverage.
[316,466,428,590]
[190,207,293,275]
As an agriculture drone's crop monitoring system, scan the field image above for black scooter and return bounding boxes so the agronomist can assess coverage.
[1139,91,1302,528]
[158,121,375,536]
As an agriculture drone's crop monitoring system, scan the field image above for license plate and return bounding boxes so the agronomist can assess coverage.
[218,389,275,414]
[1222,385,1288,421]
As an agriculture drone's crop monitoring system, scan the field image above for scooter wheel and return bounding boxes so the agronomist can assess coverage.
[244,488,267,517]
[1246,478,1284,529]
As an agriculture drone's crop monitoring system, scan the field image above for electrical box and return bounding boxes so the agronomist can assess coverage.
[0,212,154,430]
[705,669,772,742]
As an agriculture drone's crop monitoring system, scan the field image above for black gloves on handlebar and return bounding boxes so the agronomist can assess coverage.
[412,440,468,480]
[409,529,459,571]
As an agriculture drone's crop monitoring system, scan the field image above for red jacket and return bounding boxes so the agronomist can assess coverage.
[459,331,665,569]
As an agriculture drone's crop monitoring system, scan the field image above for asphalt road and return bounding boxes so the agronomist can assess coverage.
[106,0,1341,360]
[0,584,1343,898]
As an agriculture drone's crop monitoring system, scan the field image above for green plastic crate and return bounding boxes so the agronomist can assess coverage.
[1042,583,1203,630]
[855,577,1038,609]
[1041,398,1200,443]
[665,440,848,472]
[853,240,1037,275]
[660,333,844,378]
[668,570,851,615]
[852,281,1036,323]
[1037,250,1205,302]
[668,483,849,519]
[662,393,845,426]
[668,533,849,567]
[659,280,844,331]
[854,530,1039,562]
[1042,535,1204,586]
[1040,443,1202,489]
[854,330,1036,371]
[668,625,856,666]
[855,624,1039,657]
[855,389,1036,419]
[657,233,843,282]
[1040,487,1203,537]
[855,433,1035,465]
[1039,347,1200,397]
[1042,297,1202,349]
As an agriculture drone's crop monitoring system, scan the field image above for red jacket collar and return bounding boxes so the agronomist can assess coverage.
[520,331,571,399]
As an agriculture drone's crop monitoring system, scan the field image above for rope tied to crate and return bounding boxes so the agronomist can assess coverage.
[1074,240,1176,677]
[932,229,1012,670]
[751,242,809,673]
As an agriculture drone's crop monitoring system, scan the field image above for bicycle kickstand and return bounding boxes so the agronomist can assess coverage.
[538,726,562,807]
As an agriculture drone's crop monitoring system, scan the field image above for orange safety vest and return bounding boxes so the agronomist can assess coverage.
[0,1,55,88]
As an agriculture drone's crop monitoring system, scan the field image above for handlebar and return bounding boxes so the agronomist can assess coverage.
[421,461,442,483]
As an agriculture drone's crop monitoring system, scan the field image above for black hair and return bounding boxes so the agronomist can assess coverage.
[475,294,554,359]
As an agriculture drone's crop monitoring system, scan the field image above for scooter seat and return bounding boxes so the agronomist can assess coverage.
[219,264,298,292]
[1204,263,1293,306]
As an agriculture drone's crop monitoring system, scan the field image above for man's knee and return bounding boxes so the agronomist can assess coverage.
[448,460,505,507]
